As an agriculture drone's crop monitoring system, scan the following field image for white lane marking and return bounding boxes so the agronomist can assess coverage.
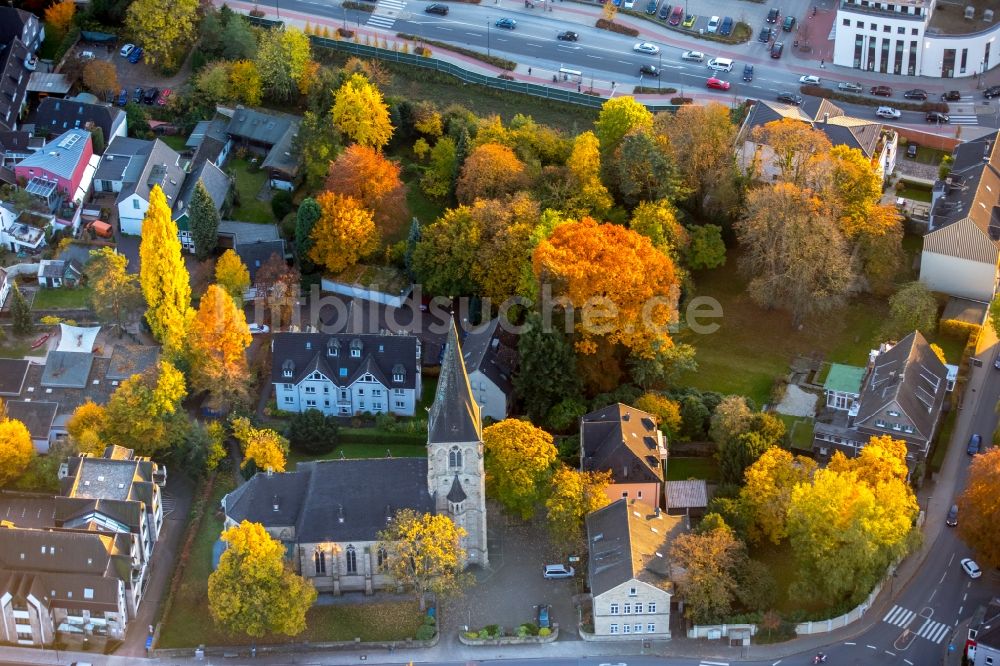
[772,661,782,666]
[905,660,914,665]
[845,642,856,645]
[867,645,878,649]
[701,661,730,666]
[886,650,896,656]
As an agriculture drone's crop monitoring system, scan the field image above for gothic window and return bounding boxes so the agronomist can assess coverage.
[314,549,326,574]
[346,545,357,574]
[449,447,462,469]
[377,547,388,572]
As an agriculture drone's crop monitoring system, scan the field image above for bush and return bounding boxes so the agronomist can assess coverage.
[538,627,551,636]
[415,624,436,640]
[271,190,293,220]
[633,86,678,95]
[287,409,339,454]
[670,97,694,105]
[939,318,979,342]
[343,0,376,10]
[595,18,640,36]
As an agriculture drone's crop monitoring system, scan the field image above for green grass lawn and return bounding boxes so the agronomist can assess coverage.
[227,158,274,224]
[912,146,948,166]
[749,540,835,616]
[405,178,446,232]
[158,477,423,648]
[666,457,719,482]
[0,337,31,358]
[777,414,815,452]
[287,441,426,466]
[159,134,189,152]
[897,183,933,202]
[31,286,93,310]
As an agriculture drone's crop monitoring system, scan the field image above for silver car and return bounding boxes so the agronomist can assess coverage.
[543,564,575,579]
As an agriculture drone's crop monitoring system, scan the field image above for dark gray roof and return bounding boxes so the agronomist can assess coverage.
[0,526,132,584]
[428,320,482,445]
[461,318,518,396]
[260,121,300,177]
[446,475,467,503]
[217,220,281,245]
[745,98,883,158]
[5,400,58,440]
[225,106,293,146]
[0,569,123,612]
[975,598,1000,650]
[929,132,1000,239]
[236,239,286,282]
[34,97,124,143]
[581,403,665,485]
[26,72,71,95]
[40,351,94,388]
[0,39,30,132]
[117,138,184,207]
[665,480,708,510]
[271,332,419,389]
[0,8,39,49]
[185,120,215,149]
[106,345,160,381]
[0,130,43,157]
[56,242,96,267]
[5,356,120,425]
[0,358,30,395]
[54,496,143,532]
[223,469,309,528]
[174,159,230,219]
[95,136,151,182]
[61,448,162,502]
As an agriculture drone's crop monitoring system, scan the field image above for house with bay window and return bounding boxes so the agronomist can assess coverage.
[271,332,421,417]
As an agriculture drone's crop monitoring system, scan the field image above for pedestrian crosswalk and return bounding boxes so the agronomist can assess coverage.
[161,493,177,517]
[367,0,406,29]
[882,605,952,644]
[884,605,915,627]
[914,617,951,644]
[948,114,979,125]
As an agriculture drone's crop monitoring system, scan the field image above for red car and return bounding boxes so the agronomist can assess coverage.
[156,88,172,106]
[706,77,730,90]
[669,5,683,24]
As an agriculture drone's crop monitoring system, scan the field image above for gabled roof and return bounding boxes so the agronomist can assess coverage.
[924,216,1000,264]
[974,597,1000,650]
[34,97,125,143]
[260,120,300,177]
[854,331,948,443]
[15,128,89,179]
[0,38,29,132]
[0,525,131,582]
[40,351,94,388]
[0,8,38,48]
[428,320,482,444]
[5,400,58,440]
[461,317,518,397]
[225,106,293,146]
[581,403,666,484]
[217,219,281,245]
[236,240,285,282]
[0,358,30,395]
[585,498,684,597]
[0,569,123,612]
[117,138,184,207]
[174,159,229,220]
[26,72,71,95]
[54,496,143,532]
[745,98,885,158]
[106,345,160,381]
[0,129,42,156]
[63,453,159,504]
[665,480,708,510]
[270,332,419,390]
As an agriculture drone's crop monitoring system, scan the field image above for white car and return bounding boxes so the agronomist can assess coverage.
[623,0,636,7]
[876,106,901,119]
[707,15,720,32]
[799,74,821,85]
[961,558,982,579]
[248,323,270,335]
[120,43,135,58]
[681,50,705,62]
[543,564,575,579]
[633,42,660,54]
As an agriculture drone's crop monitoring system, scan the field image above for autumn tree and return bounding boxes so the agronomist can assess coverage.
[563,131,613,218]
[634,392,682,438]
[826,145,883,237]
[81,61,118,99]
[514,312,584,422]
[545,465,612,552]
[189,181,220,261]
[86,247,142,334]
[325,145,406,234]
[232,417,289,473]
[709,395,753,445]
[9,282,31,335]
[66,401,109,457]
[736,182,855,326]
[254,254,300,330]
[208,521,317,638]
[533,218,680,357]
[628,339,698,391]
[125,0,198,70]
[377,509,471,611]
[884,281,938,339]
[456,143,528,204]
[630,199,689,261]
[670,519,745,623]
[470,194,540,304]
[750,118,832,186]
[331,73,393,149]
[0,417,34,486]
[140,186,192,357]
[173,420,227,478]
[656,102,738,214]
[613,130,684,206]
[295,197,322,272]
[188,285,252,409]
[958,447,1000,567]
[412,205,479,296]
[296,111,342,189]
[309,192,379,274]
[229,60,263,106]
[483,419,558,519]
[740,448,816,545]
[214,249,250,303]
[44,0,75,35]
[685,224,727,270]
[194,61,233,105]
[594,96,654,159]
[255,26,312,101]
[420,136,457,199]
[102,360,188,456]
[852,203,904,293]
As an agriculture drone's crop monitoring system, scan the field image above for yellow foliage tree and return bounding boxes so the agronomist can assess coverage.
[0,418,34,486]
[544,465,611,552]
[66,401,110,457]
[308,192,379,274]
[564,131,613,218]
[483,419,558,519]
[208,521,317,638]
[456,143,528,204]
[740,447,816,545]
[229,60,263,106]
[102,361,188,457]
[232,417,288,473]
[81,61,118,98]
[188,285,252,409]
[633,392,682,437]
[139,186,192,358]
[44,0,76,35]
[331,73,394,149]
[214,249,251,303]
[125,0,199,70]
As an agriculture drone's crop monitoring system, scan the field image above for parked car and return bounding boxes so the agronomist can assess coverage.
[633,42,660,54]
[557,30,578,41]
[248,323,270,334]
[941,90,961,101]
[926,111,950,123]
[799,74,821,85]
[495,17,516,28]
[782,15,795,31]
[706,77,730,90]
[903,88,928,100]
[543,564,575,579]
[837,81,864,93]
[906,142,918,158]
[968,433,982,455]
[79,50,96,60]
[536,604,552,629]
[645,0,659,15]
[770,42,784,58]
[425,3,449,14]
[707,15,720,32]
[985,85,1000,99]
[961,558,982,579]
[766,7,780,22]
[116,88,128,106]
[128,47,143,64]
[142,87,159,104]
[133,87,143,104]
[870,85,893,96]
[994,355,1000,370]
[875,106,901,119]
[680,50,705,62]
[946,504,958,527]
[119,43,135,58]
[742,64,754,81]
[669,5,683,23]
[682,13,697,27]
[719,16,733,35]
[777,92,803,105]
[658,3,672,20]
[639,64,659,77]
[157,88,172,106]
[758,26,773,42]
[623,0,635,9]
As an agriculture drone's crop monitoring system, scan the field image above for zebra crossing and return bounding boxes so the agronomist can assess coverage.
[367,0,407,29]
[882,605,952,644]
[161,493,177,517]
[948,114,979,125]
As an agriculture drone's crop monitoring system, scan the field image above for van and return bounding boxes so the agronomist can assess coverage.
[707,57,733,72]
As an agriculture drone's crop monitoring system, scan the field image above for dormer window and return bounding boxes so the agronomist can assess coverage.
[875,419,887,428]
[350,339,362,358]
[392,363,406,383]
[282,359,295,378]
[327,338,340,357]
[886,410,900,417]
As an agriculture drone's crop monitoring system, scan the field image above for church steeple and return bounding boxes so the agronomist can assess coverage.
[428,319,482,444]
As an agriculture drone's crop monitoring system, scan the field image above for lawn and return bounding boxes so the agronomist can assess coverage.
[159,134,189,153]
[0,337,31,358]
[666,457,719,482]
[227,158,274,224]
[897,183,933,202]
[911,145,948,166]
[287,441,426,466]
[31,286,93,310]
[158,477,423,648]
[777,414,815,452]
[750,540,836,616]
[405,177,446,233]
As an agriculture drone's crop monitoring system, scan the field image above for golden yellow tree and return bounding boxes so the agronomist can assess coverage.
[308,192,379,274]
[140,186,192,358]
[483,419,558,519]
[544,465,612,552]
[214,249,251,303]
[44,0,75,36]
[125,0,199,70]
[331,73,394,149]
[229,60,263,106]
[565,131,613,218]
[455,143,528,204]
[66,401,109,457]
[0,418,34,486]
[740,447,816,545]
[633,392,682,437]
[209,521,317,638]
[232,417,288,473]
[102,360,188,457]
[188,285,252,409]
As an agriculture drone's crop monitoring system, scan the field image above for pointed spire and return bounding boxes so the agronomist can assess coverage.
[447,475,467,503]
[428,319,482,444]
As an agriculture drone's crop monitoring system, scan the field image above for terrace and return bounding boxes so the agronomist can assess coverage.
[927,0,998,36]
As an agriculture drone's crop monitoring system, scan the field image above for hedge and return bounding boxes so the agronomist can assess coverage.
[343,1,376,10]
[595,18,640,37]
[799,84,950,112]
[634,86,677,94]
[939,318,980,342]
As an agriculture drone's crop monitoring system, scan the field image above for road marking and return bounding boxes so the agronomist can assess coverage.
[437,26,452,30]
[617,59,631,64]
[929,589,937,601]
[885,650,896,656]
[915,617,951,644]
[884,605,916,627]
[701,661,729,666]
[844,642,856,645]
[586,54,601,58]
[959,606,964,615]
[464,31,479,36]
[525,42,542,47]
[948,553,956,566]
[964,593,968,601]
[867,645,878,650]
[772,661,782,665]
[905,660,914,665]
[494,37,509,42]
[939,572,947,584]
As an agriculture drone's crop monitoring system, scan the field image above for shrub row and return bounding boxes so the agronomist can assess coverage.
[396,33,517,70]
[343,1,375,10]
[939,318,980,342]
[634,86,678,95]
[799,85,950,112]
[671,96,694,105]
[595,18,640,37]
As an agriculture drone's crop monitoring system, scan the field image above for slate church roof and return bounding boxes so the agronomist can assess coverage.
[428,320,482,444]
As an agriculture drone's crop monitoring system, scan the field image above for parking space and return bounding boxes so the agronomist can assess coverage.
[71,41,191,110]
[0,497,58,529]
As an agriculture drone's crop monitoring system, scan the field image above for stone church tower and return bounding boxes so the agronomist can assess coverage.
[427,320,489,568]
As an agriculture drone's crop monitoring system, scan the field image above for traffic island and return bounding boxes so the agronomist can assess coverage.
[459,623,559,645]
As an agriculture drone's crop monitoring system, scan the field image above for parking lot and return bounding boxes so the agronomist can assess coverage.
[72,42,190,107]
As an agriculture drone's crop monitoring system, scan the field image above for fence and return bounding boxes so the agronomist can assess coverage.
[308,35,682,112]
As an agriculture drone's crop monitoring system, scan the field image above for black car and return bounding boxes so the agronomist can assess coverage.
[742,64,754,81]
[870,85,893,96]
[770,42,783,58]
[766,7,779,23]
[425,2,448,13]
[645,0,659,15]
[658,2,671,20]
[906,142,918,158]
[719,16,733,35]
[926,111,950,123]
[133,87,143,103]
[986,85,1000,99]
[903,88,927,100]
[142,87,159,104]
[556,30,578,41]
[758,26,772,42]
[777,92,803,105]
[941,90,961,101]
[639,64,659,77]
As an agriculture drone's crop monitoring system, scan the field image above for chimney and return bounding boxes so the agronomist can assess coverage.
[272,495,279,512]
[823,113,829,124]
[655,507,661,517]
[337,505,345,524]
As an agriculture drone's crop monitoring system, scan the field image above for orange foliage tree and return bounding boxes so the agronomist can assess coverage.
[44,0,75,35]
[188,284,252,408]
[532,218,680,357]
[958,448,1000,567]
[308,192,379,274]
[325,145,406,237]
[456,143,528,204]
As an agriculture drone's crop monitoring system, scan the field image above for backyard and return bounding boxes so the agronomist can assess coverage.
[666,457,719,482]
[31,286,92,310]
[227,158,274,224]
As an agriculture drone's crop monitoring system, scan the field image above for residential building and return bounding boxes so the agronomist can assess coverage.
[586,498,683,639]
[0,129,44,167]
[222,321,489,594]
[222,106,300,190]
[33,97,127,143]
[738,98,898,183]
[37,258,83,288]
[5,400,57,452]
[920,132,1000,303]
[14,128,95,204]
[460,317,518,422]
[823,363,867,411]
[185,118,231,168]
[271,332,421,417]
[0,7,40,133]
[0,7,43,53]
[236,239,287,300]
[968,597,1000,665]
[0,266,8,309]
[812,331,949,466]
[580,403,668,507]
[832,0,1000,78]
[98,138,185,236]
[0,205,49,253]
[173,160,231,253]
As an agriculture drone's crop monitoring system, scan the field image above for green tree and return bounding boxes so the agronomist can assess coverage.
[594,96,654,159]
[670,520,745,623]
[685,224,727,270]
[208,521,317,638]
[884,281,938,339]
[86,248,142,334]
[0,417,34,486]
[255,26,312,102]
[627,341,697,390]
[220,15,257,61]
[139,185,192,358]
[514,312,583,422]
[295,197,322,273]
[544,465,612,553]
[411,205,479,296]
[287,409,339,455]
[421,136,457,199]
[709,395,753,446]
[613,130,684,206]
[125,0,198,71]
[483,419,558,519]
[296,111,341,189]
[629,199,688,260]
[719,431,777,485]
[9,281,32,335]
[214,250,251,303]
[172,421,227,478]
[102,360,189,456]
[679,394,711,441]
[189,181,221,261]
[90,127,106,155]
